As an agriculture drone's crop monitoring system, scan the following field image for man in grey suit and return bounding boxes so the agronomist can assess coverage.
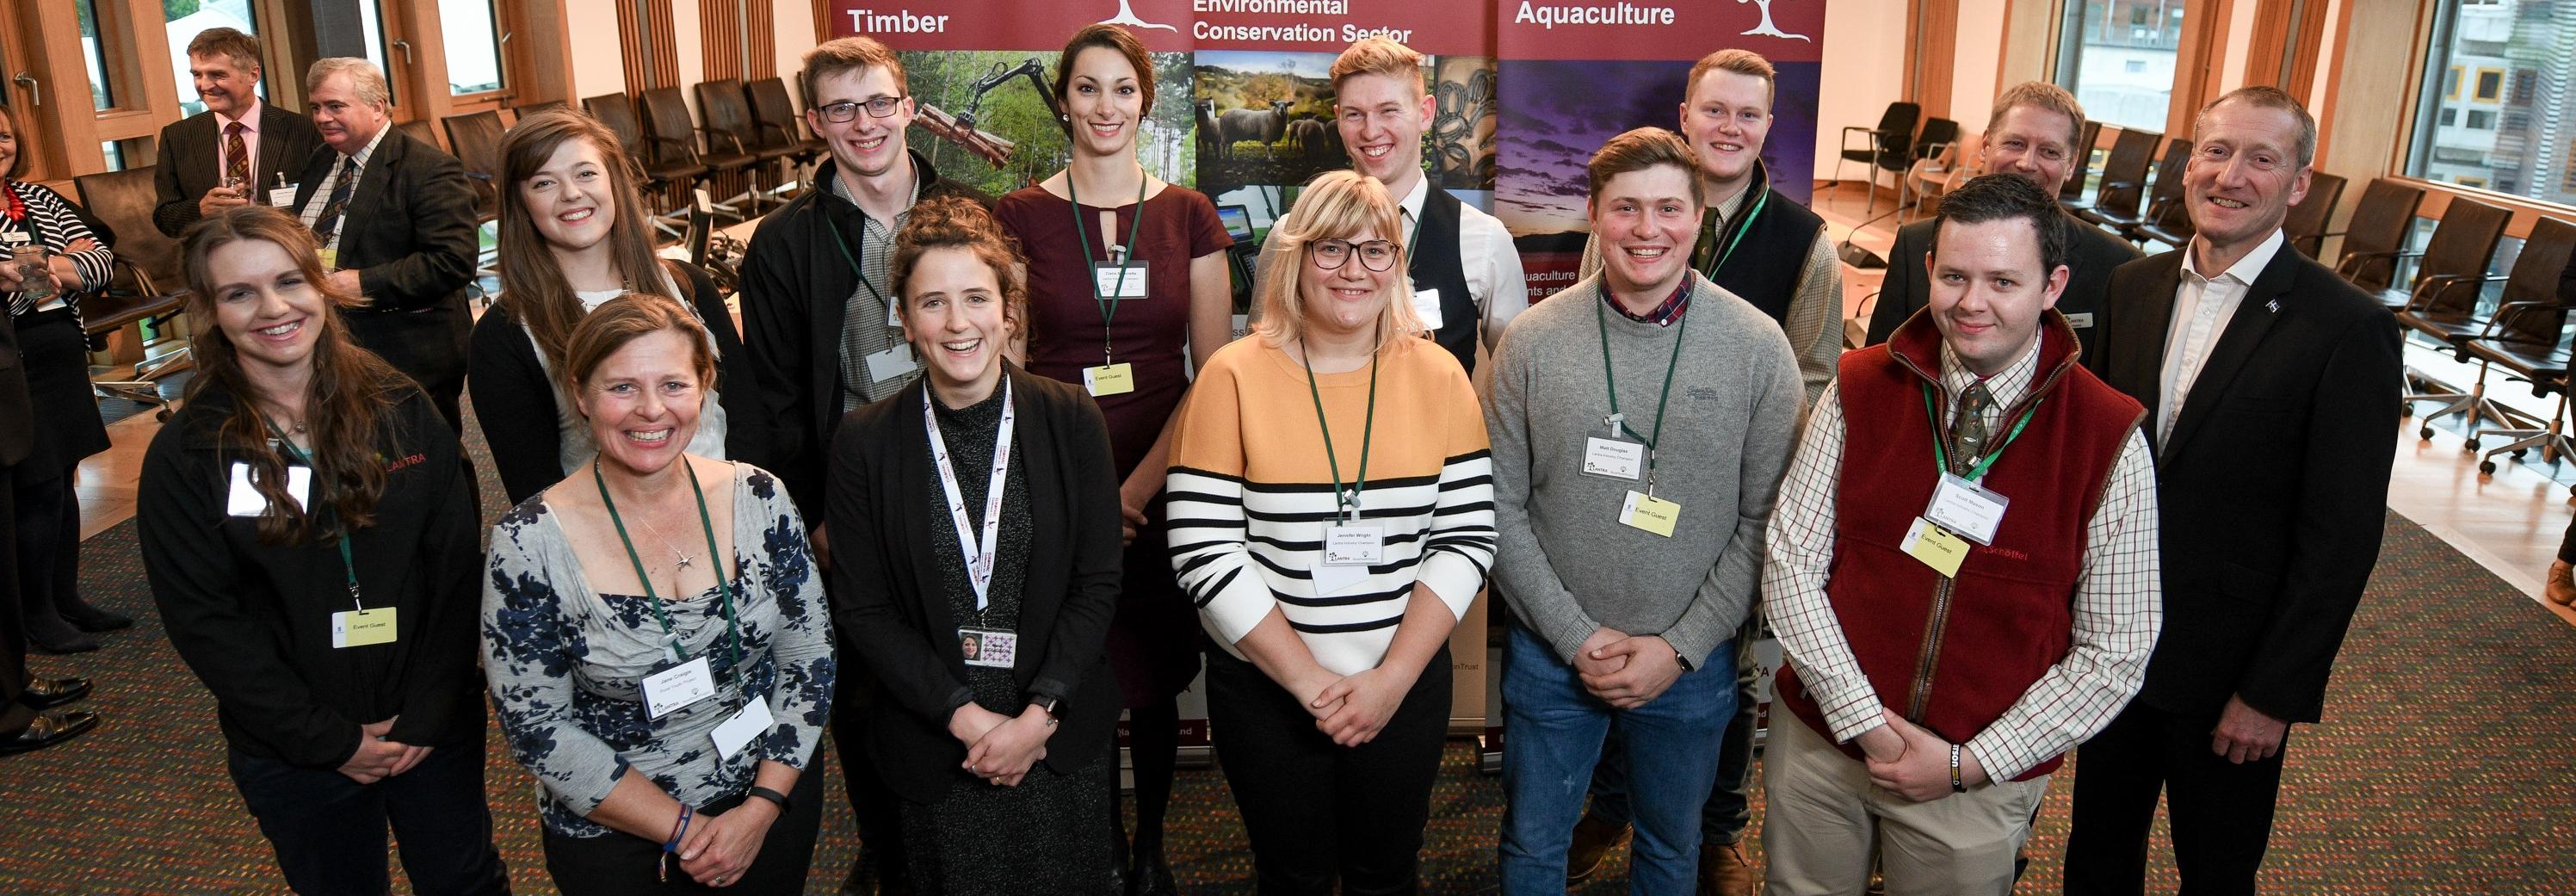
[151,28,323,238]
[1864,82,2141,362]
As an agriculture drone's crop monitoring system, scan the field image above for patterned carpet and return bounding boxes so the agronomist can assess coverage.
[5,442,2573,892]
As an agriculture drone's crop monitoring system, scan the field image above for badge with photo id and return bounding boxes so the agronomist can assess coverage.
[958,627,1017,669]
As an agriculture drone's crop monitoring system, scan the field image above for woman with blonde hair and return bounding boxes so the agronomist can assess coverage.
[469,108,750,504]
[140,205,506,894]
[1163,170,1495,894]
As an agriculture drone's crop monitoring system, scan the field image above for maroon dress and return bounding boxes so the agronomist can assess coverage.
[995,181,1232,707]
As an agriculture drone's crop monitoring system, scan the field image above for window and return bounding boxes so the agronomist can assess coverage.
[2054,0,2184,133]
[77,0,117,110]
[440,0,506,96]
[168,0,264,118]
[2407,1,2576,207]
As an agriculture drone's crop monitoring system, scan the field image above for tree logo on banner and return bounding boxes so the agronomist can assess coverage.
[1739,0,1812,41]
[1101,0,1178,32]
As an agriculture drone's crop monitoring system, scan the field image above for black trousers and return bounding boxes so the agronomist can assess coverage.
[541,765,825,896]
[1205,644,1452,896]
[225,738,510,896]
[2063,701,2287,896]
[831,655,910,879]
[0,467,28,735]
[343,303,467,434]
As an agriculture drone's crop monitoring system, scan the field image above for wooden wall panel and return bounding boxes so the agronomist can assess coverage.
[616,0,678,91]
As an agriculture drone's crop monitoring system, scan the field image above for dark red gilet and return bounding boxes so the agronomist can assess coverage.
[1774,310,2143,781]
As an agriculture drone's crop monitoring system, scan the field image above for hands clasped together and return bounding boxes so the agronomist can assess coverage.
[948,702,1056,787]
[335,716,433,785]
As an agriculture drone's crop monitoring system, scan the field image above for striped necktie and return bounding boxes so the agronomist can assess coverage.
[312,157,358,244]
[224,121,251,198]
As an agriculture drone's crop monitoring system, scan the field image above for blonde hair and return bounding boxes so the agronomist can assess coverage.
[1330,37,1424,96]
[306,58,390,109]
[1686,49,1775,108]
[1986,82,2087,153]
[1254,170,1424,350]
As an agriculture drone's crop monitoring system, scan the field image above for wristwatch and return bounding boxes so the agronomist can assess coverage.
[1032,695,1062,725]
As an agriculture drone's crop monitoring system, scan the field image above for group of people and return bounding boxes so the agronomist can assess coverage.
[0,19,2401,896]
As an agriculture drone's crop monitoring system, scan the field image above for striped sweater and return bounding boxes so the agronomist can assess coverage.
[1165,337,1497,676]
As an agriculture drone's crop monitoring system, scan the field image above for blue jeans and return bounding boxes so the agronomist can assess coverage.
[1587,615,1764,843]
[1498,624,1736,896]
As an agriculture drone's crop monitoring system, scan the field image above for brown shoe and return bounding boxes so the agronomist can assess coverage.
[1566,812,1631,883]
[1698,839,1754,896]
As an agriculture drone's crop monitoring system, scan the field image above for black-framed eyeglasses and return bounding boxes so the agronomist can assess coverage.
[818,96,907,122]
[1310,238,1399,273]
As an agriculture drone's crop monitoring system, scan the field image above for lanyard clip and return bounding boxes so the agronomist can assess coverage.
[1342,489,1361,523]
[1109,243,1129,266]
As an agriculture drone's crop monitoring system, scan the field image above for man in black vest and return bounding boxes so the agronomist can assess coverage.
[1251,37,1526,375]
[151,28,324,238]
[1563,48,1841,896]
[1863,82,2141,361]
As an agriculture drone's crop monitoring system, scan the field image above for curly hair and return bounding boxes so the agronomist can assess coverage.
[889,195,1028,334]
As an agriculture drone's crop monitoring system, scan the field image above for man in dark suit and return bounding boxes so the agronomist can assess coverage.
[1866,82,2140,361]
[287,58,479,431]
[2,310,99,756]
[2064,86,2402,896]
[151,28,324,238]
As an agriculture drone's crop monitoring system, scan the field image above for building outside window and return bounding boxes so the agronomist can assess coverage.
[2055,0,2186,133]
[2407,0,2576,208]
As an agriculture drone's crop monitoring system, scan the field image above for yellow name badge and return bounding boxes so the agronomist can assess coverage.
[330,607,398,648]
[1901,516,1970,578]
[1084,362,1136,397]
[1618,490,1681,537]
[317,248,338,271]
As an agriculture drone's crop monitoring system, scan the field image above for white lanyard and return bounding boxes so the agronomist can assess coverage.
[923,378,1015,610]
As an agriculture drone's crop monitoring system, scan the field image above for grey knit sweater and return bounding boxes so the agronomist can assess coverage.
[1485,272,1804,667]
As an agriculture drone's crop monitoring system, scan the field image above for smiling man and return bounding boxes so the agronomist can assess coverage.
[1252,37,1526,374]
[286,58,478,432]
[1864,82,2143,361]
[2065,86,2401,896]
[1761,173,2159,896]
[151,28,324,238]
[1488,127,1801,895]
[732,35,991,896]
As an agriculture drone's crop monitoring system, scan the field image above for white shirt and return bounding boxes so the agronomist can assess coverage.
[2159,229,2285,447]
[1251,174,1529,349]
[296,125,391,256]
[212,98,265,188]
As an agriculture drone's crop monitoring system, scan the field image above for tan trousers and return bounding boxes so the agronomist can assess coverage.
[1762,712,2050,896]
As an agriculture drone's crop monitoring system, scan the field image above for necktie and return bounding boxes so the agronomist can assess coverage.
[1949,381,1993,474]
[224,121,251,198]
[312,157,358,244]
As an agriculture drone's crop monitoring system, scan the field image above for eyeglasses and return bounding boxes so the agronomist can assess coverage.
[1310,238,1399,273]
[817,96,907,122]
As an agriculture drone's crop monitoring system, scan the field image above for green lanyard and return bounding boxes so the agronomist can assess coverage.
[1920,383,2043,482]
[1299,337,1380,522]
[823,212,890,307]
[1694,188,1770,281]
[593,459,744,671]
[1066,170,1151,366]
[1593,292,1690,494]
[259,416,361,612]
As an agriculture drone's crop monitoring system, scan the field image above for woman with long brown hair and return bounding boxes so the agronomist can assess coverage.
[469,108,750,504]
[138,205,506,894]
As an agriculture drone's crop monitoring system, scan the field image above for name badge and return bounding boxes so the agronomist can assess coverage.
[226,461,312,517]
[317,248,338,271]
[1084,362,1136,397]
[268,185,300,207]
[1902,516,1970,578]
[710,696,774,761]
[2064,312,2095,330]
[1582,436,1645,480]
[864,343,919,382]
[1310,561,1371,596]
[1618,490,1681,537]
[958,627,1018,669]
[1924,473,2009,546]
[641,656,718,720]
[1411,286,1445,331]
[1092,262,1149,299]
[1323,522,1386,565]
[330,607,398,648]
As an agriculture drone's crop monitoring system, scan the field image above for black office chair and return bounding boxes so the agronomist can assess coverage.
[2459,218,2576,473]
[2102,138,2190,243]
[2327,179,2428,294]
[71,166,192,417]
[696,79,799,214]
[442,110,509,295]
[2284,171,2349,259]
[587,91,704,238]
[1897,117,1959,219]
[2073,127,2164,227]
[1837,102,1919,215]
[642,86,754,222]
[2386,196,2512,428]
[2057,119,2104,207]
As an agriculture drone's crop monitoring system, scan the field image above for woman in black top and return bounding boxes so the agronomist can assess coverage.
[830,197,1125,895]
[469,108,750,504]
[0,102,127,654]
[138,206,506,895]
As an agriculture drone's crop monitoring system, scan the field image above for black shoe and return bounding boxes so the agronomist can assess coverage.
[15,677,90,710]
[0,710,99,757]
[59,602,133,633]
[1126,850,1178,896]
[28,619,98,655]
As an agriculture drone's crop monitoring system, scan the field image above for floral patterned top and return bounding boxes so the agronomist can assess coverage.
[480,461,836,837]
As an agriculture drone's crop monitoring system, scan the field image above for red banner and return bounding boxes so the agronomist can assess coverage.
[1494,0,1825,63]
[830,0,1491,55]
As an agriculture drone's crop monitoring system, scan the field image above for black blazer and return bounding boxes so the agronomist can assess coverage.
[1865,210,2143,362]
[288,130,479,315]
[466,263,754,504]
[737,151,992,516]
[2093,238,2402,723]
[151,102,326,238]
[826,366,1122,805]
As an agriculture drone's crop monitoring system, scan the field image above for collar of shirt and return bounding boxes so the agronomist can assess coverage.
[335,123,391,173]
[214,98,264,135]
[2178,227,2285,289]
[1603,275,1695,327]
[1396,174,1427,242]
[1937,336,2043,420]
[826,156,923,231]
